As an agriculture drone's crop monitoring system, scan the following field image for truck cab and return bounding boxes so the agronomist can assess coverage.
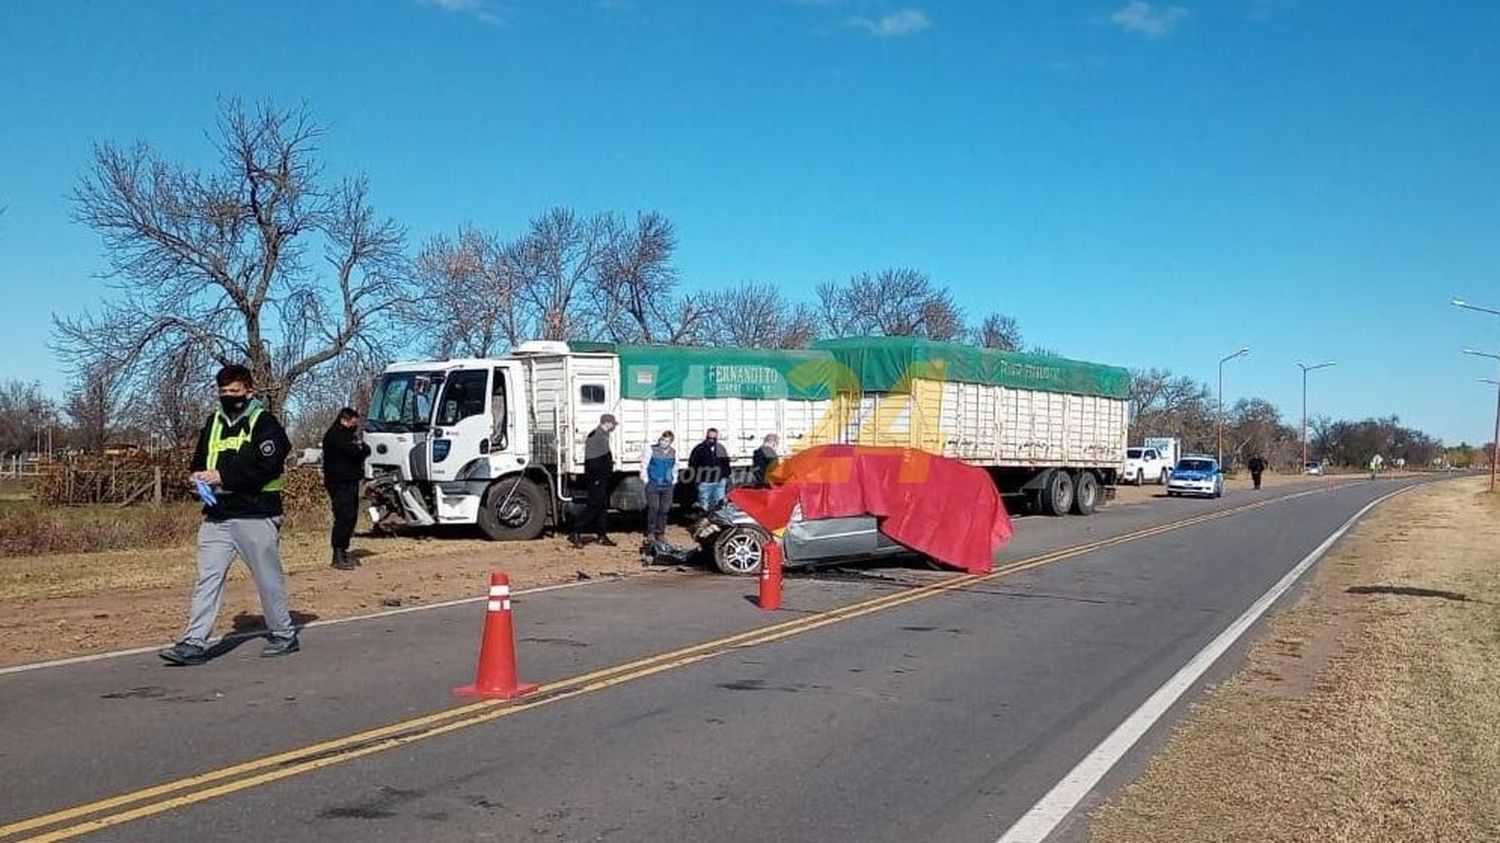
[364,358,547,539]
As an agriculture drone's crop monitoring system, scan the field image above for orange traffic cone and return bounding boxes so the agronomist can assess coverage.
[758,540,783,611]
[454,573,540,700]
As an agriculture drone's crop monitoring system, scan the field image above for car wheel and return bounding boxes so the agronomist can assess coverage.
[713,527,769,576]
[1135,470,1145,486]
[1071,471,1098,515]
[1158,469,1169,486]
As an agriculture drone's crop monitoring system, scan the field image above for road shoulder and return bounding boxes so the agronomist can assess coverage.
[1088,478,1500,842]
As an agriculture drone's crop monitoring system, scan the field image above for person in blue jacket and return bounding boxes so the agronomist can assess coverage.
[639,430,677,544]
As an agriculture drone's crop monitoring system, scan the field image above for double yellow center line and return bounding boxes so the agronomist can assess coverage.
[1,488,1324,842]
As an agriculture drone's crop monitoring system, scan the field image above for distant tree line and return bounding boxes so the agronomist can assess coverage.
[1128,367,1449,469]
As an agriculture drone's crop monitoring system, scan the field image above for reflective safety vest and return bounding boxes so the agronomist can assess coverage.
[207,407,285,493]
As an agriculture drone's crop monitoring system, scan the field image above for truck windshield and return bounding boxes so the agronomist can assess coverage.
[367,372,441,432]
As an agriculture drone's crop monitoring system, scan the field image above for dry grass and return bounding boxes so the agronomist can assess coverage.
[1089,478,1500,843]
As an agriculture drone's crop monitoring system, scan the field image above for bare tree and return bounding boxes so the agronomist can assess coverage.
[1129,368,1215,451]
[588,212,700,344]
[0,380,53,456]
[405,226,528,358]
[56,100,410,415]
[972,312,1023,351]
[508,207,610,341]
[700,281,821,349]
[118,345,214,452]
[816,268,964,340]
[63,365,121,453]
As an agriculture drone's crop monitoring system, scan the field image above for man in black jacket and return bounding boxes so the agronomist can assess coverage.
[322,407,370,570]
[159,365,299,666]
[571,413,617,548]
[1247,454,1268,490]
[689,428,732,510]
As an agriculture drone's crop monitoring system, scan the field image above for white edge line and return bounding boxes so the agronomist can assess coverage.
[994,483,1416,843]
[0,576,618,678]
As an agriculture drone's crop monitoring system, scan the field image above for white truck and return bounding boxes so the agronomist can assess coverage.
[1123,437,1180,485]
[361,337,1132,539]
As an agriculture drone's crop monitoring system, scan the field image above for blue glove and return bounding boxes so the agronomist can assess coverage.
[194,477,218,506]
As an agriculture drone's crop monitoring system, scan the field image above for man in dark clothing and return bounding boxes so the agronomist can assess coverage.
[160,365,298,666]
[322,407,370,571]
[751,433,780,488]
[689,428,733,510]
[571,413,617,548]
[1248,455,1268,490]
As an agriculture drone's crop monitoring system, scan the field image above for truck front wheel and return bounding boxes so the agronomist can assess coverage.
[477,477,548,541]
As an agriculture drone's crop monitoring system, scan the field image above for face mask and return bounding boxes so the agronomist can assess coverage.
[707,438,717,445]
[220,395,249,416]
[660,438,673,447]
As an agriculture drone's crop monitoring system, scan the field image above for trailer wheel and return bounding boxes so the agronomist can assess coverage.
[477,477,547,541]
[1071,471,1099,515]
[714,527,769,576]
[1040,470,1075,516]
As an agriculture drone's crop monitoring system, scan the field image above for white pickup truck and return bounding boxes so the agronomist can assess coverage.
[1122,445,1172,485]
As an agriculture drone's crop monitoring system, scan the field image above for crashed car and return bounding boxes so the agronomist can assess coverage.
[692,444,1013,576]
[693,503,918,575]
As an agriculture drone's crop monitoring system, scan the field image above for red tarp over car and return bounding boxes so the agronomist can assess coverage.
[727,445,1012,574]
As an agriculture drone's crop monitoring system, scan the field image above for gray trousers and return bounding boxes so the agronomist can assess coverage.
[182,518,295,647]
[645,486,673,538]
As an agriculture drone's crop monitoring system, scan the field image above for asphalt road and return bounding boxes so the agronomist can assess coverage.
[0,475,1440,843]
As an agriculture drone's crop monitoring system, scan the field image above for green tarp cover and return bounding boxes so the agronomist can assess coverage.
[568,338,1130,400]
[571,343,851,400]
[811,337,1131,399]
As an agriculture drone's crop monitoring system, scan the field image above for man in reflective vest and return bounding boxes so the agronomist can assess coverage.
[159,365,298,666]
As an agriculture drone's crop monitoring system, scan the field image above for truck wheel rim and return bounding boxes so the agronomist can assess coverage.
[497,497,531,527]
[722,534,763,573]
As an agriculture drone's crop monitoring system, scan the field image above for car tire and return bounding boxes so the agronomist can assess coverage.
[1040,470,1075,516]
[1135,470,1145,486]
[476,477,548,541]
[1158,469,1169,486]
[1071,471,1098,516]
[713,527,769,576]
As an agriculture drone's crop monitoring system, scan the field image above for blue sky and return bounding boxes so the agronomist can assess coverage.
[1,0,1497,443]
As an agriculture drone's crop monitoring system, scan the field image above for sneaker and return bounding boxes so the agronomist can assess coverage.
[596,535,617,547]
[261,635,301,658]
[159,642,209,666]
[331,550,356,571]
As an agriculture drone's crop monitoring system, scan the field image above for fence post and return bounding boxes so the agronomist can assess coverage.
[153,467,162,506]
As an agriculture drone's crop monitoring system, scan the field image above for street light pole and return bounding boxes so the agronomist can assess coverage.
[1466,349,1500,493]
[1296,361,1336,470]
[1456,295,1500,492]
[1218,347,1250,466]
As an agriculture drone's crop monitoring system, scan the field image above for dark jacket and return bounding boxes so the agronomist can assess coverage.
[190,405,291,520]
[751,445,779,487]
[689,440,732,485]
[1247,457,1268,473]
[583,426,614,479]
[321,423,370,486]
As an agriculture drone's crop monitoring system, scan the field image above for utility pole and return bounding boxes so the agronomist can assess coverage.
[1218,347,1250,466]
[1297,361,1336,470]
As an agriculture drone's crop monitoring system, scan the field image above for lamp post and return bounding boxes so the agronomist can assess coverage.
[1218,347,1250,466]
[1455,297,1500,491]
[1464,349,1500,492]
[1296,361,1336,471]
